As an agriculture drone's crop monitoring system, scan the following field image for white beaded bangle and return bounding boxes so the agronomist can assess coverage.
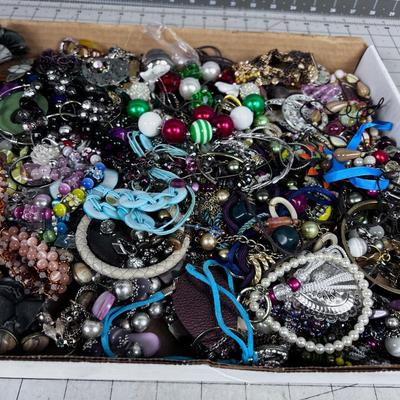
[75,215,190,279]
[268,196,298,220]
[261,252,373,354]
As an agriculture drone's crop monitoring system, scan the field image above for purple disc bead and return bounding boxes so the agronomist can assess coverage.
[110,127,127,142]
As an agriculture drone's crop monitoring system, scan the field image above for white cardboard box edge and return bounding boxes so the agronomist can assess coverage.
[1,45,400,385]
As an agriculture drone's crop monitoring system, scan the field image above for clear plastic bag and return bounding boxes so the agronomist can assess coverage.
[143,25,200,68]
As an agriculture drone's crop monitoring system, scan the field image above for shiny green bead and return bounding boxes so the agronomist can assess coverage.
[301,221,319,239]
[180,63,202,79]
[335,356,345,366]
[253,114,269,127]
[271,226,300,252]
[43,229,57,243]
[127,99,150,119]
[243,94,265,116]
[191,89,213,109]
[270,142,282,153]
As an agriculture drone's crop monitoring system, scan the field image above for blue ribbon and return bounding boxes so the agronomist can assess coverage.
[323,121,393,191]
[185,260,256,364]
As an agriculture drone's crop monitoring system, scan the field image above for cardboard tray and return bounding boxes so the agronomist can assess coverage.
[1,19,400,384]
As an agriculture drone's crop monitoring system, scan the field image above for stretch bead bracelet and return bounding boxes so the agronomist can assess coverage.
[261,252,374,354]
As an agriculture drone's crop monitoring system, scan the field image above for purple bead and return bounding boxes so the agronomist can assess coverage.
[42,207,53,220]
[50,170,60,180]
[128,332,160,357]
[13,206,24,219]
[291,194,307,215]
[268,288,277,303]
[287,277,301,292]
[92,291,116,320]
[367,190,379,198]
[390,300,400,311]
[325,120,344,136]
[58,182,71,196]
[366,337,378,350]
[110,127,127,142]
[33,194,51,208]
[170,178,186,188]
[192,182,200,192]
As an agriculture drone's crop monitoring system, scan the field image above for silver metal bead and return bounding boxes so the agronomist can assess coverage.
[82,320,103,339]
[385,317,400,330]
[113,280,134,301]
[131,312,151,332]
[127,342,143,358]
[148,302,164,318]
[148,277,162,293]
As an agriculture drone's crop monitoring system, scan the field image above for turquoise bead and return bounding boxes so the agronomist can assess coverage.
[271,226,300,252]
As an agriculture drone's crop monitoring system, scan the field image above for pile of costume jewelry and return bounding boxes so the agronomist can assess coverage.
[1,26,400,368]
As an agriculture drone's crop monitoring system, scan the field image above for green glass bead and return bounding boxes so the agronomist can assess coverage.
[301,221,319,239]
[271,226,300,252]
[43,229,56,243]
[243,94,265,116]
[191,89,213,109]
[180,63,202,79]
[127,99,150,119]
[253,114,269,127]
[335,356,345,366]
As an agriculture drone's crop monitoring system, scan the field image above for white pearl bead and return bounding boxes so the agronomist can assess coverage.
[275,268,285,277]
[138,111,162,137]
[354,271,365,281]
[305,341,316,352]
[348,265,358,273]
[249,301,259,312]
[268,272,278,282]
[358,315,369,325]
[324,343,335,354]
[348,237,368,258]
[362,289,372,298]
[363,155,376,166]
[279,327,289,338]
[342,336,352,347]
[230,106,254,130]
[296,337,306,348]
[179,77,201,100]
[255,309,266,320]
[359,280,369,289]
[287,333,297,343]
[333,340,344,351]
[282,262,291,272]
[349,330,359,341]
[315,343,325,354]
[364,298,374,308]
[353,157,364,167]
[265,316,274,325]
[362,308,373,317]
[260,278,271,288]
[298,256,307,264]
[335,69,346,79]
[201,61,221,81]
[354,323,365,333]
[271,321,281,331]
[249,291,261,301]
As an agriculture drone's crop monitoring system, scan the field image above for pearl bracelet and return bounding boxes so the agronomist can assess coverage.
[260,252,373,354]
